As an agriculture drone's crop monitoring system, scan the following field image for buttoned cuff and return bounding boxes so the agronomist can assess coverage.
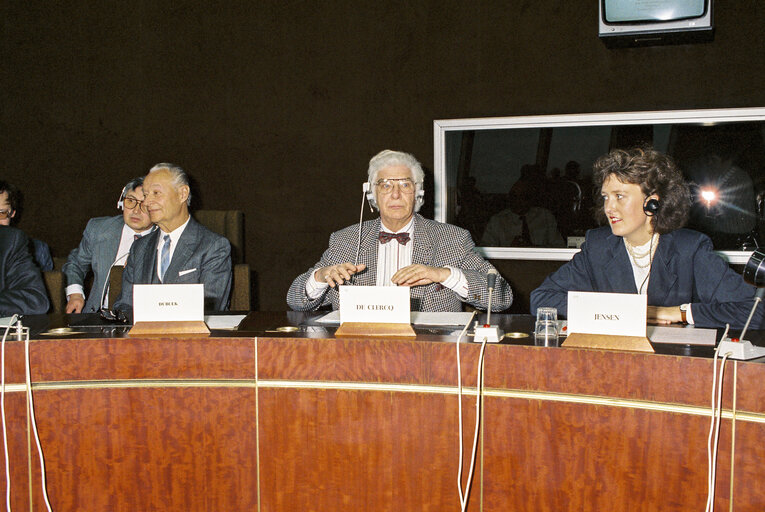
[66,284,85,300]
[685,304,695,325]
[305,271,329,299]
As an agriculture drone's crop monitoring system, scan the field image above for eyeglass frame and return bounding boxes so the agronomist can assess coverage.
[374,178,419,195]
[122,197,148,212]
[0,208,13,220]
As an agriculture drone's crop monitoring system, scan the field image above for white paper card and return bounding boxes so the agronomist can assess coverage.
[316,310,474,327]
[204,315,247,330]
[133,284,204,322]
[339,285,410,324]
[647,325,717,346]
[567,291,646,337]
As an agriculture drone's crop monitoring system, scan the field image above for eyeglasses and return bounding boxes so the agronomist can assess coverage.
[0,209,13,220]
[123,197,148,212]
[375,178,417,195]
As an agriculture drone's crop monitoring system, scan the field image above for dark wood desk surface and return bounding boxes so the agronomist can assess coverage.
[21,310,765,360]
[2,313,763,510]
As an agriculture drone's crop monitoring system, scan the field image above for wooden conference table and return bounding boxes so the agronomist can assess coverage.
[1,312,763,511]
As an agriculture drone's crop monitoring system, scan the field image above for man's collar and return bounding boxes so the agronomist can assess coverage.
[159,216,191,241]
[380,217,414,234]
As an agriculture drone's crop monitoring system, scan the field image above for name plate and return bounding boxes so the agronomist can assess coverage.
[567,291,646,337]
[339,285,410,324]
[133,284,204,323]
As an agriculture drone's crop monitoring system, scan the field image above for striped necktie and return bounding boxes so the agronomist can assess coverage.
[159,234,171,282]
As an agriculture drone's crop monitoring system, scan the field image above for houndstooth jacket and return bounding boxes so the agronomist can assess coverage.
[287,214,513,312]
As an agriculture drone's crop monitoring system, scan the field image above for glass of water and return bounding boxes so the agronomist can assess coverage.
[534,307,559,346]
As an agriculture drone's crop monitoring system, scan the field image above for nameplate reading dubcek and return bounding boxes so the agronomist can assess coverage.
[567,291,647,337]
[133,283,205,323]
[339,285,410,324]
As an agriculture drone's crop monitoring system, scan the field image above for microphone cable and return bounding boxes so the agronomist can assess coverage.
[1,317,53,512]
[96,251,130,311]
[350,183,372,285]
[1,315,19,511]
[706,333,732,512]
[455,310,483,512]
[23,322,53,511]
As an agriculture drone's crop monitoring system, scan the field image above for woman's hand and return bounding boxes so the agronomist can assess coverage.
[647,305,682,325]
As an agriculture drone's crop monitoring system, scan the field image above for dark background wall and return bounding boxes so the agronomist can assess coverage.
[3,2,764,310]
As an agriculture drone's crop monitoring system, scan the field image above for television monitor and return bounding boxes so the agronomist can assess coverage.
[599,0,714,48]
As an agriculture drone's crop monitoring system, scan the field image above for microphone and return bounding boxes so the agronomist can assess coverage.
[717,248,765,359]
[487,268,497,293]
[473,269,503,343]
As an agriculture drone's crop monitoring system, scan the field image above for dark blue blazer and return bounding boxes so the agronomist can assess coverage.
[530,227,762,329]
[0,226,49,316]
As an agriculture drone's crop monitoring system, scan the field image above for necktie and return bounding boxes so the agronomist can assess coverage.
[379,231,410,245]
[134,234,141,241]
[159,234,171,282]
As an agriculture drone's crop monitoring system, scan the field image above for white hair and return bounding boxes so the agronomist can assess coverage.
[366,150,425,212]
[148,163,191,206]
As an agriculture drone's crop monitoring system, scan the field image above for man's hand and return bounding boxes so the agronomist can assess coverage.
[391,264,450,287]
[314,263,367,288]
[65,294,86,314]
[647,305,682,325]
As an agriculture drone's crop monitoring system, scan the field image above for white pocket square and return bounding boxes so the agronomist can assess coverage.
[178,268,197,277]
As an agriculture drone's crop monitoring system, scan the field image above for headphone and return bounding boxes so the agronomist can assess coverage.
[643,194,660,216]
[365,181,425,212]
[116,184,129,210]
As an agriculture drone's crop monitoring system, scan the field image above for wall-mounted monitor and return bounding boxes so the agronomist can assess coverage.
[599,0,713,48]
[433,107,765,264]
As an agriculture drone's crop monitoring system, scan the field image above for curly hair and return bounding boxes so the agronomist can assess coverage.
[592,147,690,234]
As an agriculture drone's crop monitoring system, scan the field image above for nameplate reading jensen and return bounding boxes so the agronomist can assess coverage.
[339,285,410,324]
[133,284,204,323]
[567,291,647,337]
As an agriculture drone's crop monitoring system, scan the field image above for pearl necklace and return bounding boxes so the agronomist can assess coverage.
[624,233,658,268]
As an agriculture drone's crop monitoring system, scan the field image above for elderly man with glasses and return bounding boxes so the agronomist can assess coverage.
[287,150,513,312]
[63,177,155,313]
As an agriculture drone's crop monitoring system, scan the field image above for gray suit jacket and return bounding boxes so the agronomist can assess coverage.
[287,214,513,312]
[114,217,232,312]
[0,226,49,316]
[62,215,125,313]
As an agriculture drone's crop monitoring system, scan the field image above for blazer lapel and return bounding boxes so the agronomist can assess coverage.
[646,234,677,304]
[163,220,197,283]
[142,229,160,284]
[603,234,638,293]
[355,219,380,286]
[411,215,433,267]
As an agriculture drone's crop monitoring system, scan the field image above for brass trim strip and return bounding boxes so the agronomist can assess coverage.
[9,378,765,424]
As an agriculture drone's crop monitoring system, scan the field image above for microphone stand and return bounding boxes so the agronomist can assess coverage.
[473,271,503,343]
[717,289,765,360]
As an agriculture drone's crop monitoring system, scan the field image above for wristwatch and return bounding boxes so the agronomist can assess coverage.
[679,304,689,324]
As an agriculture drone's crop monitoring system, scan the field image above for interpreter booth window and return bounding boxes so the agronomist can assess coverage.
[434,108,765,264]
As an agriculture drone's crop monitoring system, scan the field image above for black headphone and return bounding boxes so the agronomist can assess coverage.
[643,195,660,216]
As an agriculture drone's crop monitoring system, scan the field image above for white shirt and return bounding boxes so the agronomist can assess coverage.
[66,223,155,303]
[155,216,191,282]
[305,218,468,299]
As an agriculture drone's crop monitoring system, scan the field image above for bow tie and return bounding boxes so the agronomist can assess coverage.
[379,231,411,245]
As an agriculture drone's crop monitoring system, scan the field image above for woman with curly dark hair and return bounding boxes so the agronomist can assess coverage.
[531,147,763,328]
